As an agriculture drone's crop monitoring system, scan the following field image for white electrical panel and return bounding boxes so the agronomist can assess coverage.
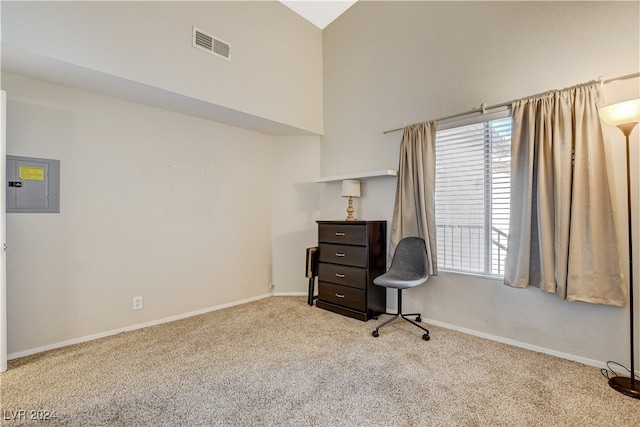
[6,155,60,213]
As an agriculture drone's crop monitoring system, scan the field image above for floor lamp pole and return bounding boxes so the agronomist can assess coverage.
[609,123,640,399]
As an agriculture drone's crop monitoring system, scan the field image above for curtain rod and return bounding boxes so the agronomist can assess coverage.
[382,72,640,134]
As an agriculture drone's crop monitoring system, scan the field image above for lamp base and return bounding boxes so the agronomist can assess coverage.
[609,376,640,399]
[345,196,356,221]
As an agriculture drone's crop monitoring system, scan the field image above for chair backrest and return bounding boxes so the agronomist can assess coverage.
[389,237,429,279]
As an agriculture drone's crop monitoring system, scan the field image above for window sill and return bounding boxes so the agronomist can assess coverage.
[438,269,504,283]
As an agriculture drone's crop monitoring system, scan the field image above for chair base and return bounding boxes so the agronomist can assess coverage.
[371,289,430,341]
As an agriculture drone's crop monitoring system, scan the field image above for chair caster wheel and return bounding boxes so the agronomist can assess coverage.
[372,331,379,337]
[422,333,430,341]
[416,316,422,322]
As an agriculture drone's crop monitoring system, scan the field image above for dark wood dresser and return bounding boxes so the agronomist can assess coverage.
[315,221,386,321]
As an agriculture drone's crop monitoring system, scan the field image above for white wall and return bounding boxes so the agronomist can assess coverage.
[3,73,274,355]
[271,135,321,294]
[322,1,639,365]
[0,0,324,358]
[2,0,638,369]
[2,1,323,134]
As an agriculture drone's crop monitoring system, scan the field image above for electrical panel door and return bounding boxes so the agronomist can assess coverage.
[6,155,60,213]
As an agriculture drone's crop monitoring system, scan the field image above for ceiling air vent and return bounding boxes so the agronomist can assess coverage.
[192,26,231,61]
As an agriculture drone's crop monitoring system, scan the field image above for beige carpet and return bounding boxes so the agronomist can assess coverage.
[0,296,638,426]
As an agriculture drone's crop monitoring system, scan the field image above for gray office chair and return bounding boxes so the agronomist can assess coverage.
[372,237,431,341]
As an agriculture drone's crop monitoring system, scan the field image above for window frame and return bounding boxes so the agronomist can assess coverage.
[434,108,512,280]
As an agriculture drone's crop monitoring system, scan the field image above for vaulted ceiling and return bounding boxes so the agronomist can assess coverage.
[280,0,357,29]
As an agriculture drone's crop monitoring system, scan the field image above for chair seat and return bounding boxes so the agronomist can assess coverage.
[373,270,428,289]
[373,236,429,289]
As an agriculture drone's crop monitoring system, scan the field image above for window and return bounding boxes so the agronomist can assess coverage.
[434,113,511,277]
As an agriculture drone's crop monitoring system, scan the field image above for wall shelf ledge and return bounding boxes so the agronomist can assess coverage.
[313,169,398,183]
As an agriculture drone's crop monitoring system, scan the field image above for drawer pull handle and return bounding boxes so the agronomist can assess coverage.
[335,232,346,236]
[335,252,346,257]
[335,273,345,278]
[335,293,345,298]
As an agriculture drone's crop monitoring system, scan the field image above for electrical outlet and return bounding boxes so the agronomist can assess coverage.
[133,296,143,310]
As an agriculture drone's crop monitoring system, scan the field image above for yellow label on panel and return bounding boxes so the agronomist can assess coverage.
[19,166,45,181]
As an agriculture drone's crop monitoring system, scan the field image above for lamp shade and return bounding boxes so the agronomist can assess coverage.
[341,179,361,198]
[599,99,640,127]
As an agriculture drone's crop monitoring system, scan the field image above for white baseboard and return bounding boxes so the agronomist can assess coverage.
[8,293,273,360]
[10,294,634,378]
[282,297,625,373]
[423,317,611,371]
[272,291,307,297]
[277,296,623,372]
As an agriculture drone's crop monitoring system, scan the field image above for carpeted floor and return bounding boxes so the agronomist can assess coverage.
[0,296,638,426]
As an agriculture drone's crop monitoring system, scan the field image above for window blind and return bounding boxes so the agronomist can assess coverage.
[435,116,511,277]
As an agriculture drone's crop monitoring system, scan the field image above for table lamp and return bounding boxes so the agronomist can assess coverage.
[341,179,361,221]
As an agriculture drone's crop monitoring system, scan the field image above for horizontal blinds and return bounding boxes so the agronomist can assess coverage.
[435,118,511,276]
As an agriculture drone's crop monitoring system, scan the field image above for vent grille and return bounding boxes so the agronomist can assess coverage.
[213,39,230,59]
[192,27,231,61]
[195,30,213,51]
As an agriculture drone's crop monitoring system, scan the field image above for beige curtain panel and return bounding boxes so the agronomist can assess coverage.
[504,82,625,306]
[389,121,438,275]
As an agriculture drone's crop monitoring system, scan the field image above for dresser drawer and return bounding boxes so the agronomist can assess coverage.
[318,282,366,312]
[318,243,367,268]
[318,263,366,290]
[318,224,367,245]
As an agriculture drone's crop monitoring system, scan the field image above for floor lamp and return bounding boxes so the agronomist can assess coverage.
[599,98,640,399]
